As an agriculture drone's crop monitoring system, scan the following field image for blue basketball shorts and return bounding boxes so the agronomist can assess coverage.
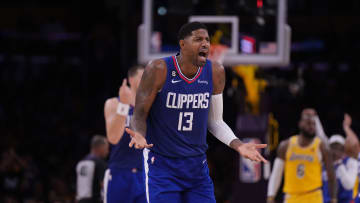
[104,168,146,203]
[143,149,216,203]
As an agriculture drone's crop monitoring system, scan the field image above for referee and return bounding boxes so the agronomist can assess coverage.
[76,135,109,203]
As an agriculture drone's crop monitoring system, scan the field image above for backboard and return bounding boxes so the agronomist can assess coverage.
[138,0,291,67]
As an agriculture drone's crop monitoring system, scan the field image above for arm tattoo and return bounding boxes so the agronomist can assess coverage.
[130,60,166,137]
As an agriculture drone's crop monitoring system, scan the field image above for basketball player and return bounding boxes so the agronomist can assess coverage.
[267,109,337,203]
[76,135,109,203]
[103,65,145,203]
[340,114,360,203]
[322,134,358,203]
[125,22,267,202]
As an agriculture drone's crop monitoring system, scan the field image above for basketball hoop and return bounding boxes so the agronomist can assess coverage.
[208,44,229,65]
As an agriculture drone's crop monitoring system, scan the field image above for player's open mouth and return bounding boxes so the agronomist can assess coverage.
[198,51,208,61]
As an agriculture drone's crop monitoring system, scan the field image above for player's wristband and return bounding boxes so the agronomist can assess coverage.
[116,102,130,116]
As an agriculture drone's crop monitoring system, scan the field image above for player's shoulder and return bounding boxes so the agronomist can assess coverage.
[147,58,167,71]
[210,60,224,72]
[279,139,290,150]
[143,58,168,88]
[277,139,290,159]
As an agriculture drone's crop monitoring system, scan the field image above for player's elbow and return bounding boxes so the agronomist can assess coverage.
[107,133,123,145]
[106,125,125,145]
[207,118,221,133]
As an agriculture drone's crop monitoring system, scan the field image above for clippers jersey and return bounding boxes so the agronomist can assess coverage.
[284,136,322,194]
[146,55,213,158]
[108,104,143,170]
[323,157,354,203]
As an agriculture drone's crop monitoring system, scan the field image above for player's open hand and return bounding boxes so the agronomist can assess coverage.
[126,128,153,149]
[238,143,268,163]
[119,79,132,104]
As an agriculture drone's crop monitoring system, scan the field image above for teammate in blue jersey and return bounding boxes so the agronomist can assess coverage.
[322,135,358,203]
[125,22,268,203]
[103,65,146,203]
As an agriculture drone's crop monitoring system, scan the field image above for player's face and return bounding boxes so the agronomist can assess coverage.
[330,143,344,161]
[129,69,144,90]
[183,29,210,67]
[299,114,316,138]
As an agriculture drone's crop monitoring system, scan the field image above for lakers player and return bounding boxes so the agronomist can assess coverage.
[267,109,337,203]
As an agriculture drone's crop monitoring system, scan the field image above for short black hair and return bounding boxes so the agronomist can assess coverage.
[91,135,107,149]
[128,65,144,78]
[178,22,208,42]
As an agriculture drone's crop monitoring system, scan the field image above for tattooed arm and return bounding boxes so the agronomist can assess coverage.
[126,59,167,149]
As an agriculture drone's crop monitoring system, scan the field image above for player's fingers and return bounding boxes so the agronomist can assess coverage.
[251,155,260,162]
[122,78,127,87]
[145,143,154,148]
[125,128,134,136]
[255,144,267,149]
[129,139,135,148]
[256,152,268,163]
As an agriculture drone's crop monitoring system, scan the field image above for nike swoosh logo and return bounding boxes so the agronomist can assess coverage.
[171,79,182,84]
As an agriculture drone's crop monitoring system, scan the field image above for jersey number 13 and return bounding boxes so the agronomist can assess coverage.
[178,112,193,131]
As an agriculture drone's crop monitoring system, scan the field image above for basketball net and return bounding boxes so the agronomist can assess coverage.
[208,44,228,65]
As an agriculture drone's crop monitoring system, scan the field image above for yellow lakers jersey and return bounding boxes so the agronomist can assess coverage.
[283,136,322,194]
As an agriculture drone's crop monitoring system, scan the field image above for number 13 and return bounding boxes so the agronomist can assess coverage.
[178,112,193,131]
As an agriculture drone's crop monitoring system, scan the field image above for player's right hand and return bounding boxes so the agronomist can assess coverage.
[119,79,132,104]
[126,128,153,149]
[343,113,352,129]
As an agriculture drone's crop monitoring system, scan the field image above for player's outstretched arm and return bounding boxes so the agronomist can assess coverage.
[267,140,288,203]
[104,79,131,144]
[208,61,267,163]
[321,141,337,203]
[127,59,167,149]
[344,113,359,158]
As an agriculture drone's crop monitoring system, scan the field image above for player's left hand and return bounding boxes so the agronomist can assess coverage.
[126,128,154,149]
[237,143,268,163]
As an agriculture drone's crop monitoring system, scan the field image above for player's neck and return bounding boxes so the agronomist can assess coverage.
[176,54,199,79]
[298,134,314,147]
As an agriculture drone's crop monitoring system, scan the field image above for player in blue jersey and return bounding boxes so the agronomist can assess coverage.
[341,114,360,203]
[322,135,358,203]
[125,22,267,203]
[103,65,146,203]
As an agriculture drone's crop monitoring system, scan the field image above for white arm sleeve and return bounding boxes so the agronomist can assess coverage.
[336,158,358,190]
[207,94,238,146]
[314,115,328,143]
[267,158,284,197]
